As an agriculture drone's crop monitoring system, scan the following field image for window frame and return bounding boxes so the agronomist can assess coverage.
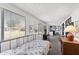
[1,8,26,41]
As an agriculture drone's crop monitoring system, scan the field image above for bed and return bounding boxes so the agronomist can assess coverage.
[0,40,51,55]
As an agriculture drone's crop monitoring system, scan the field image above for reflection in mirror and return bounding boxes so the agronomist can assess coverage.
[4,10,26,40]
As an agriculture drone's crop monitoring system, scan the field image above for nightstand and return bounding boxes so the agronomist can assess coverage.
[60,37,79,55]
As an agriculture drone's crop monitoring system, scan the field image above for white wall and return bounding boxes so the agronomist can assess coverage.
[71,8,79,22]
[0,8,1,41]
[71,7,79,39]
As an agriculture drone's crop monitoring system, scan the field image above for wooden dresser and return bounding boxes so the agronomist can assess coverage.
[60,37,79,55]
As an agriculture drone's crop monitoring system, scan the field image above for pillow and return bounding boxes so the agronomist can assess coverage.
[25,48,44,55]
[24,37,27,43]
[1,41,10,52]
[0,49,14,55]
[13,47,24,55]
[11,40,17,49]
[19,38,24,46]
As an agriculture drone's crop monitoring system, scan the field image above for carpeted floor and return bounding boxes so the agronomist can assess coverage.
[48,35,62,55]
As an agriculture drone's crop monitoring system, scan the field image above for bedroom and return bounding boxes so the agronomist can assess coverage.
[0,3,79,55]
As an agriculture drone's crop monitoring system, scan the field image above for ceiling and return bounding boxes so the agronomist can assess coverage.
[11,3,79,25]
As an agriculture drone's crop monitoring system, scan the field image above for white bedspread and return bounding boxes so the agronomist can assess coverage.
[0,40,51,55]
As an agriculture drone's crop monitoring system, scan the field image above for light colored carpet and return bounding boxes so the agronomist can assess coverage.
[48,35,62,55]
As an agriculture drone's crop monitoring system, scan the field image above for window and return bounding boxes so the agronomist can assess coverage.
[38,23,45,34]
[4,10,26,40]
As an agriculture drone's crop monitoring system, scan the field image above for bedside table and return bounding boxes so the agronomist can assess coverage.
[60,37,79,55]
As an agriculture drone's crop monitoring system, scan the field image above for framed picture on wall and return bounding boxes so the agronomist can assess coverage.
[62,23,64,35]
[70,22,74,26]
[65,17,71,27]
[75,20,79,39]
[29,25,33,33]
[38,23,41,32]
[50,26,53,32]
[38,23,45,33]
[75,21,79,32]
[57,26,61,31]
[34,25,38,33]
[49,25,56,32]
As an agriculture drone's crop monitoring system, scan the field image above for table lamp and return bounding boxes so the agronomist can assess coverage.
[64,25,77,41]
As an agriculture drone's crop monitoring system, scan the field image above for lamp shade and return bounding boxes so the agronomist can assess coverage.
[64,25,77,33]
